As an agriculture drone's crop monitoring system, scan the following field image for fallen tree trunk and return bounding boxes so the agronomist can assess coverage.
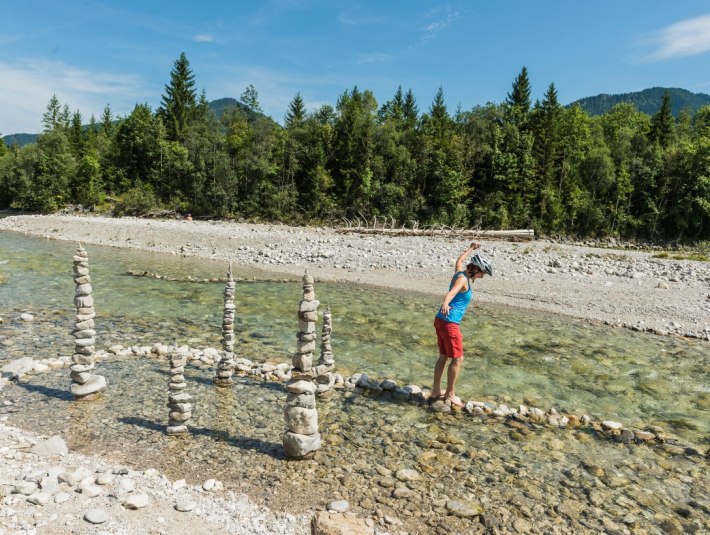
[335,227,535,241]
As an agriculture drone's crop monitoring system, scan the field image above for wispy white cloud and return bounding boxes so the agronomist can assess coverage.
[645,13,710,61]
[355,52,392,64]
[421,5,460,43]
[193,33,216,43]
[0,59,147,134]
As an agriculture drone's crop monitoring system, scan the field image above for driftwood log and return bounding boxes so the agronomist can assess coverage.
[335,227,534,241]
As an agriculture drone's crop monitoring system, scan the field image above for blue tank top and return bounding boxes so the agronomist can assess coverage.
[435,271,472,324]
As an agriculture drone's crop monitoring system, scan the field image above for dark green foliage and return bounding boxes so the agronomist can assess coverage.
[331,87,378,214]
[114,183,162,216]
[42,95,62,132]
[649,90,674,147]
[1,66,709,241]
[572,87,710,117]
[100,104,115,138]
[285,92,306,128]
[157,52,197,142]
[114,103,164,190]
[505,66,532,128]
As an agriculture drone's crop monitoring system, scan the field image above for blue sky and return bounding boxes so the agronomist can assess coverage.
[2,1,710,134]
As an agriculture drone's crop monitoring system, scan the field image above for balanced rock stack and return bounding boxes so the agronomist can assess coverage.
[70,244,106,401]
[314,307,336,394]
[283,271,321,458]
[167,349,192,435]
[214,264,236,386]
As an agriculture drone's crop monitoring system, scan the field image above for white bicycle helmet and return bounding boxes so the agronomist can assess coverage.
[469,254,493,276]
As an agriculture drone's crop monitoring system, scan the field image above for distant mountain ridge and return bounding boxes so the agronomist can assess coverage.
[570,87,710,116]
[2,133,38,147]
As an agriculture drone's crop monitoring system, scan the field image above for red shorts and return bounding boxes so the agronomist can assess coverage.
[434,317,464,358]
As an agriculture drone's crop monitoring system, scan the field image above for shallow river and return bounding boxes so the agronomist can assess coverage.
[1,230,708,534]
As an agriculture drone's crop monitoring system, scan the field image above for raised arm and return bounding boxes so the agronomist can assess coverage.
[454,242,481,272]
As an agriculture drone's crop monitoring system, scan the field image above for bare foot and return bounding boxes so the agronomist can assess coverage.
[429,392,445,402]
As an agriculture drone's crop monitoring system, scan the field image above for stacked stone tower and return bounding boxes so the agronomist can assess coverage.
[283,272,321,458]
[70,244,106,400]
[214,263,236,386]
[314,307,335,394]
[167,349,192,435]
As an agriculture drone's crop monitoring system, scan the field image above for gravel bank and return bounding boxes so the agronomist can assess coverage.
[1,214,708,340]
[0,421,310,534]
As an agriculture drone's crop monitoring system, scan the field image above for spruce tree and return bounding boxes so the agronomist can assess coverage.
[402,89,419,130]
[506,67,532,113]
[285,92,306,128]
[506,66,532,128]
[649,90,674,147]
[100,104,114,137]
[42,95,62,132]
[158,52,197,142]
[69,110,85,157]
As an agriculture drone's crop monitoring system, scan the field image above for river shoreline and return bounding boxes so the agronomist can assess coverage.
[1,214,708,340]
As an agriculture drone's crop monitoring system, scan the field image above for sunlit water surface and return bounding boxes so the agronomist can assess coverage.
[1,230,707,444]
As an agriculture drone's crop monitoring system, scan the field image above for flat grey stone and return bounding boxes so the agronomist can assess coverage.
[80,484,102,498]
[395,468,420,482]
[84,508,108,524]
[446,500,484,518]
[602,420,623,431]
[71,374,106,397]
[175,499,196,512]
[327,499,349,513]
[28,492,51,506]
[13,481,37,495]
[54,492,71,504]
[30,435,68,457]
[1,357,35,379]
[124,493,150,509]
[282,431,321,458]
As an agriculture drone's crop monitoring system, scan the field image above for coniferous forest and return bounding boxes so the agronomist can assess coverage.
[1,53,709,241]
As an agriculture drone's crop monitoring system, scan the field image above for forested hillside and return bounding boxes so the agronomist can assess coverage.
[1,57,709,240]
[571,87,710,117]
[1,133,39,147]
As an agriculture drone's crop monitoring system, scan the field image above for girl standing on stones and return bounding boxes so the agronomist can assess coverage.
[431,242,493,407]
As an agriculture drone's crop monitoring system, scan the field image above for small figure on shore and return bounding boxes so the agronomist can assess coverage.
[185,214,193,221]
[431,243,493,407]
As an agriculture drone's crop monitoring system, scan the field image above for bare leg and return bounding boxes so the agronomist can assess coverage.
[445,357,463,405]
[432,354,448,398]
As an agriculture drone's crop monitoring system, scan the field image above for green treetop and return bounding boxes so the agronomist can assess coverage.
[649,90,674,147]
[158,52,197,142]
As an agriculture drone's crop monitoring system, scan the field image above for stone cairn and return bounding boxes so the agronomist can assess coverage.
[314,306,336,394]
[283,272,321,458]
[167,348,192,435]
[214,263,236,386]
[70,244,107,401]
